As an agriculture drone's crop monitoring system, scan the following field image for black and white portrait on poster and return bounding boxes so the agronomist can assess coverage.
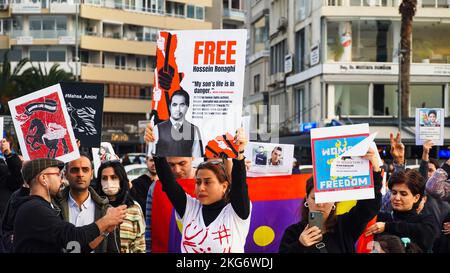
[61,82,104,148]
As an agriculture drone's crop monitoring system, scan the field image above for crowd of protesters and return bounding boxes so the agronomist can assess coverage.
[0,128,449,253]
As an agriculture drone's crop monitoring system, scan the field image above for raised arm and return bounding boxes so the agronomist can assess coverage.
[145,123,187,217]
[229,128,250,220]
[154,157,187,218]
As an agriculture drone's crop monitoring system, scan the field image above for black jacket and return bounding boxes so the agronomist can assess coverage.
[378,208,439,252]
[130,174,153,215]
[54,186,119,253]
[1,187,30,252]
[0,153,23,217]
[13,195,100,253]
[279,171,382,253]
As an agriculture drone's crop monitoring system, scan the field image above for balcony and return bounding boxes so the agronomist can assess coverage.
[80,63,154,85]
[10,61,78,75]
[49,3,77,13]
[11,2,41,13]
[9,30,74,45]
[80,3,212,30]
[223,8,245,22]
[80,34,155,56]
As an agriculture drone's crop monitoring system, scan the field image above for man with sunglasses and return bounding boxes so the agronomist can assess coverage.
[54,153,118,252]
[13,158,127,253]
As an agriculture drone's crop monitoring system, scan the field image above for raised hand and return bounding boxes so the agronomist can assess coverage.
[144,123,155,143]
[422,140,434,161]
[390,132,405,165]
[234,128,248,160]
[362,148,381,172]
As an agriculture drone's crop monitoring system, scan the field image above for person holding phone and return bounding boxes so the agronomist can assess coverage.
[279,148,382,253]
[95,160,146,253]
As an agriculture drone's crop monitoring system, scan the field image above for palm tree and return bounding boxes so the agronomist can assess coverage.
[399,0,417,120]
[0,51,30,114]
[18,62,75,94]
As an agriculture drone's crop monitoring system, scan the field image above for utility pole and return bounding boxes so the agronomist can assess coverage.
[75,1,79,81]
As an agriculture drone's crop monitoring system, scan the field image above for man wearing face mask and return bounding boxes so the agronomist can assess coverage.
[13,158,127,253]
[54,153,118,253]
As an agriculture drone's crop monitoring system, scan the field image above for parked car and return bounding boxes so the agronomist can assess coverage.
[125,164,149,181]
[122,153,146,165]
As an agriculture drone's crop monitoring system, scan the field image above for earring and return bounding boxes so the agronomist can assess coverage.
[304,202,309,208]
[332,204,336,210]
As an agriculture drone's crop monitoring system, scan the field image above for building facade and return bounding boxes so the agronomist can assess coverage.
[246,0,450,162]
[0,0,216,154]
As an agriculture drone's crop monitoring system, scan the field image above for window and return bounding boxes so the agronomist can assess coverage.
[253,15,268,53]
[115,55,126,69]
[30,47,47,61]
[326,19,393,62]
[187,5,195,18]
[48,49,66,61]
[195,6,204,20]
[295,28,305,72]
[413,21,450,64]
[254,74,260,94]
[295,0,310,21]
[186,5,203,20]
[136,56,147,70]
[9,46,22,61]
[410,85,444,116]
[294,87,305,125]
[373,84,397,116]
[335,84,369,116]
[270,40,286,74]
[166,1,185,16]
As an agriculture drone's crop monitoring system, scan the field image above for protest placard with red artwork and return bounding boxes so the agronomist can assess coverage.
[8,84,79,162]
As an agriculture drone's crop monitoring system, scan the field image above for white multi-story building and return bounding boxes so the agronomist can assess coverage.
[246,0,450,161]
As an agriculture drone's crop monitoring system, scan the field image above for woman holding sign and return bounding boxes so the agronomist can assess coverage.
[145,126,251,253]
[279,149,382,253]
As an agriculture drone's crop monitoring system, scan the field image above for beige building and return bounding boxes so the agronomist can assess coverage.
[0,0,221,153]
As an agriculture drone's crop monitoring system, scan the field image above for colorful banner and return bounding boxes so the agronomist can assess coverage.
[148,29,247,158]
[244,142,295,177]
[152,174,309,253]
[8,84,79,162]
[415,108,444,146]
[60,82,104,148]
[311,124,374,203]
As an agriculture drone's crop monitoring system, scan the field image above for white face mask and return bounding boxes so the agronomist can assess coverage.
[101,179,120,196]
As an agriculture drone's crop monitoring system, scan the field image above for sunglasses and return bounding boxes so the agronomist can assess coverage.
[197,160,227,175]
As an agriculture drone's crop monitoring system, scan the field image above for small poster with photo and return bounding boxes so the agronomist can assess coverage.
[415,108,444,146]
[244,142,295,177]
[92,142,120,177]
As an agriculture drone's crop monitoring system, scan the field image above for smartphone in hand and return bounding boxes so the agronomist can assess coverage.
[308,211,324,231]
